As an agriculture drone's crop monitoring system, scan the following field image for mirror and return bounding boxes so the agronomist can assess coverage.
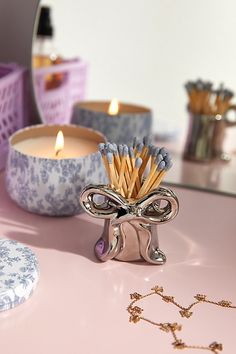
[31,0,236,195]
[0,0,40,170]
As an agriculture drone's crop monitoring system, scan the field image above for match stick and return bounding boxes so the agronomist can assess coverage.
[159,147,168,157]
[136,154,163,198]
[112,143,121,172]
[107,152,119,191]
[129,146,135,168]
[138,144,153,177]
[126,151,132,176]
[145,154,165,191]
[128,146,137,195]
[140,143,151,169]
[135,142,143,158]
[140,136,151,159]
[128,157,142,199]
[99,140,173,201]
[151,147,160,168]
[99,143,110,180]
[150,159,172,191]
[124,146,132,185]
[185,79,234,115]
[146,160,166,193]
[133,137,138,149]
[118,145,128,194]
[111,143,127,196]
[134,143,143,189]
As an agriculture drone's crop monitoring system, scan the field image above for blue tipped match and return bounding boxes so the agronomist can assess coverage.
[156,154,163,165]
[118,144,123,155]
[108,143,115,152]
[107,152,113,164]
[98,143,106,155]
[98,143,105,151]
[135,157,142,168]
[159,147,168,156]
[104,143,110,154]
[148,145,154,155]
[164,160,173,171]
[129,147,134,158]
[133,137,138,148]
[112,143,118,154]
[143,136,151,146]
[152,147,160,157]
[123,145,128,156]
[164,153,172,163]
[157,160,166,171]
[136,143,144,153]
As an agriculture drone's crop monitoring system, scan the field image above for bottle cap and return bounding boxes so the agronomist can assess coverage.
[37,6,53,37]
[0,239,39,311]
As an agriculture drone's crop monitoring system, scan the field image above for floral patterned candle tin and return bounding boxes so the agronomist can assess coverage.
[72,101,152,145]
[6,124,107,216]
[0,239,39,311]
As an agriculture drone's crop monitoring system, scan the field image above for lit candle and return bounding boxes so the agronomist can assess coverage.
[55,130,64,156]
[108,98,119,115]
[6,124,107,216]
[13,126,99,159]
[72,100,152,145]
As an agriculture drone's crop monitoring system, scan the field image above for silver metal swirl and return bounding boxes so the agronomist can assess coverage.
[80,185,179,265]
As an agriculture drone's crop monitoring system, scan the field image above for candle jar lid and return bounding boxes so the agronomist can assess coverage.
[0,239,39,311]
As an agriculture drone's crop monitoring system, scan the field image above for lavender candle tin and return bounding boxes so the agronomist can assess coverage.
[6,124,107,216]
[72,101,152,145]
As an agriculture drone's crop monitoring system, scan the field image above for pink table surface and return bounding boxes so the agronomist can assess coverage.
[0,172,236,354]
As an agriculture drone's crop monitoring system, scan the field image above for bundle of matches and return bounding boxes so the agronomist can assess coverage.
[185,79,234,115]
[98,137,172,200]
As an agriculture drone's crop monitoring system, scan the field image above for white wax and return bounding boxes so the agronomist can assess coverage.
[13,136,98,158]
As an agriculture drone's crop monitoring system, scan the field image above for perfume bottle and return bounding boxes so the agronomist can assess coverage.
[33,6,63,89]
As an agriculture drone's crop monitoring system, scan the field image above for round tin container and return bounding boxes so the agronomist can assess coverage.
[72,101,152,145]
[6,124,107,216]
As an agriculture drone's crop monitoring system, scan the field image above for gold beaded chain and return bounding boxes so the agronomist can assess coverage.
[127,285,236,353]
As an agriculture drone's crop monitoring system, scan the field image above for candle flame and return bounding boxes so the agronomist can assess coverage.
[55,130,64,156]
[108,98,119,115]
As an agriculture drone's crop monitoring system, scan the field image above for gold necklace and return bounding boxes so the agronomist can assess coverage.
[127,285,236,353]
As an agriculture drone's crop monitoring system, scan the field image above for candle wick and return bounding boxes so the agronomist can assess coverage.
[55,149,61,157]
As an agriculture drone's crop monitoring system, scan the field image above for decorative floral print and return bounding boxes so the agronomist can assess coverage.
[0,239,39,312]
[6,149,107,216]
[72,108,152,145]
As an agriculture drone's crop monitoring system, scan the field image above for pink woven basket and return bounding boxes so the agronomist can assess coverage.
[33,59,88,124]
[0,64,27,171]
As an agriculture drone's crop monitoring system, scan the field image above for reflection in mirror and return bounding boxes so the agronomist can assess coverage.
[32,0,236,195]
[0,0,39,170]
[32,3,88,124]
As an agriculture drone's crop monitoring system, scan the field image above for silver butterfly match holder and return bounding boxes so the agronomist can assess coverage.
[80,184,179,265]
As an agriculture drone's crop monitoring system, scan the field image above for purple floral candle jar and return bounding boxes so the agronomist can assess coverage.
[6,124,107,216]
[72,100,152,145]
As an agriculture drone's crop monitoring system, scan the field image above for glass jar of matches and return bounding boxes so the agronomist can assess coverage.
[80,137,179,265]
